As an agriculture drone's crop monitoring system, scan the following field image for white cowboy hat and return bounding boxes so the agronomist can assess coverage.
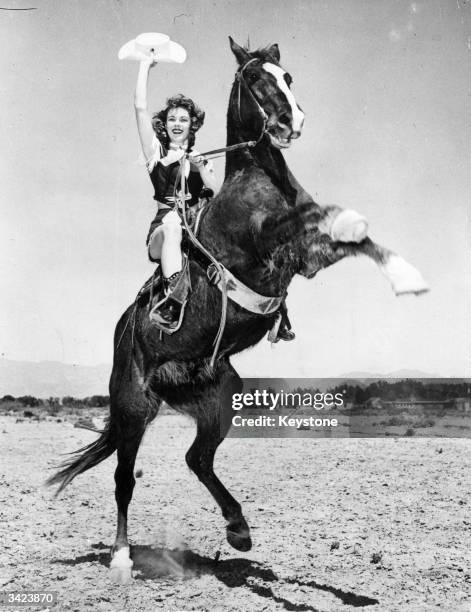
[118,32,186,63]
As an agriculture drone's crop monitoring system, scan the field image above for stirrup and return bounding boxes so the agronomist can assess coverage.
[149,297,187,334]
[148,255,191,334]
[149,291,170,315]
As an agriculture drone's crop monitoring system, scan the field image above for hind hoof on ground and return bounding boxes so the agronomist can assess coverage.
[110,547,133,584]
[226,518,252,551]
[110,565,133,584]
[381,255,430,296]
[226,528,252,551]
[330,209,368,243]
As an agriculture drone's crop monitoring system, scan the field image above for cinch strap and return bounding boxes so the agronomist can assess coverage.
[208,263,284,315]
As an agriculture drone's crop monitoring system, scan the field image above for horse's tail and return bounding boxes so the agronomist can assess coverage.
[46,420,116,496]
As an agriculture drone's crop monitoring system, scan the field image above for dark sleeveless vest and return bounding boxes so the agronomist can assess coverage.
[149,157,204,206]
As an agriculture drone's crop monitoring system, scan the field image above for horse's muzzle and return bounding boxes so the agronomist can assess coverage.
[276,114,304,141]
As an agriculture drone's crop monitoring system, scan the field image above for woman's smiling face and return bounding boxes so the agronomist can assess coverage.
[166,107,191,146]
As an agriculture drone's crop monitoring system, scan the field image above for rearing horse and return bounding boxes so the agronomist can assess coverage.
[47,38,428,583]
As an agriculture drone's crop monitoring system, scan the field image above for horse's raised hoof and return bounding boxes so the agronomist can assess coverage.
[330,209,369,243]
[380,255,430,296]
[226,519,252,552]
[110,546,133,584]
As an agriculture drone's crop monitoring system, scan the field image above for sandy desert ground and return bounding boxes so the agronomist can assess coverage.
[1,414,470,612]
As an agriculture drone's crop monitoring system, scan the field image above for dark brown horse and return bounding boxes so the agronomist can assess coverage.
[47,38,428,582]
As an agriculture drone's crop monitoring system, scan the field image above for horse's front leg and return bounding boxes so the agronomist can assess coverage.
[261,201,368,255]
[310,205,428,294]
[304,235,429,296]
[261,201,428,294]
[284,167,428,293]
[286,166,370,243]
[184,362,252,551]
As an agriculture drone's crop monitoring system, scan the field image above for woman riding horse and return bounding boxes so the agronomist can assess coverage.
[135,54,217,328]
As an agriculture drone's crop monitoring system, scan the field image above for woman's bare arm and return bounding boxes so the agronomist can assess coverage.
[134,57,159,163]
[199,161,219,194]
[189,154,220,195]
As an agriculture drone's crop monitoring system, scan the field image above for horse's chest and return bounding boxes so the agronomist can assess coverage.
[227,171,287,208]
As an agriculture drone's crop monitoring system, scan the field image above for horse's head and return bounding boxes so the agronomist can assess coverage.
[229,37,305,149]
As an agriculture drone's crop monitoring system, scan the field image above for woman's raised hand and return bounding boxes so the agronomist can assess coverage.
[141,50,158,68]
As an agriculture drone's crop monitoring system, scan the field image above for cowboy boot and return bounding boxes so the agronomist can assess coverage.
[153,271,183,329]
[276,324,296,342]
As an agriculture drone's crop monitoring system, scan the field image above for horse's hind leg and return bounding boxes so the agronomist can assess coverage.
[186,420,252,552]
[109,419,146,584]
[184,362,251,551]
[108,371,161,583]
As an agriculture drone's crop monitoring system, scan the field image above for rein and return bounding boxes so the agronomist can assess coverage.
[177,158,228,368]
[199,141,256,158]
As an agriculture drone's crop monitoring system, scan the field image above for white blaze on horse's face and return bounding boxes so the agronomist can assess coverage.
[263,62,305,148]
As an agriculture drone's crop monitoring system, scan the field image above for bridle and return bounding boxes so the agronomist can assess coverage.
[196,57,269,159]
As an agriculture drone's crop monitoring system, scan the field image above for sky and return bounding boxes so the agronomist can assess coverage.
[1,0,470,377]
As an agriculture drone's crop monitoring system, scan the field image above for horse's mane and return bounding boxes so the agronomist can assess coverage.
[240,45,281,66]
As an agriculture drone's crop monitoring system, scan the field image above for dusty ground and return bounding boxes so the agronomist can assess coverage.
[1,414,470,612]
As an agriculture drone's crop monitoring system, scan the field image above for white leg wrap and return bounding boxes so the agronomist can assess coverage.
[380,255,430,296]
[110,546,133,569]
[330,209,369,243]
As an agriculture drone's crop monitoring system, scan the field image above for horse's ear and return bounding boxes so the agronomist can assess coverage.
[229,36,250,66]
[266,43,280,62]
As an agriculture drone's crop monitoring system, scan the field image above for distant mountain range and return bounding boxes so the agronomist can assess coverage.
[339,369,439,379]
[0,359,111,398]
[0,360,467,399]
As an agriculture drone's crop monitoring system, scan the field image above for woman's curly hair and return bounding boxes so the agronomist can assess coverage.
[152,94,205,151]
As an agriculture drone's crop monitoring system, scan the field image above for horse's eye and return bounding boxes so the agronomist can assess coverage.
[247,72,258,84]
